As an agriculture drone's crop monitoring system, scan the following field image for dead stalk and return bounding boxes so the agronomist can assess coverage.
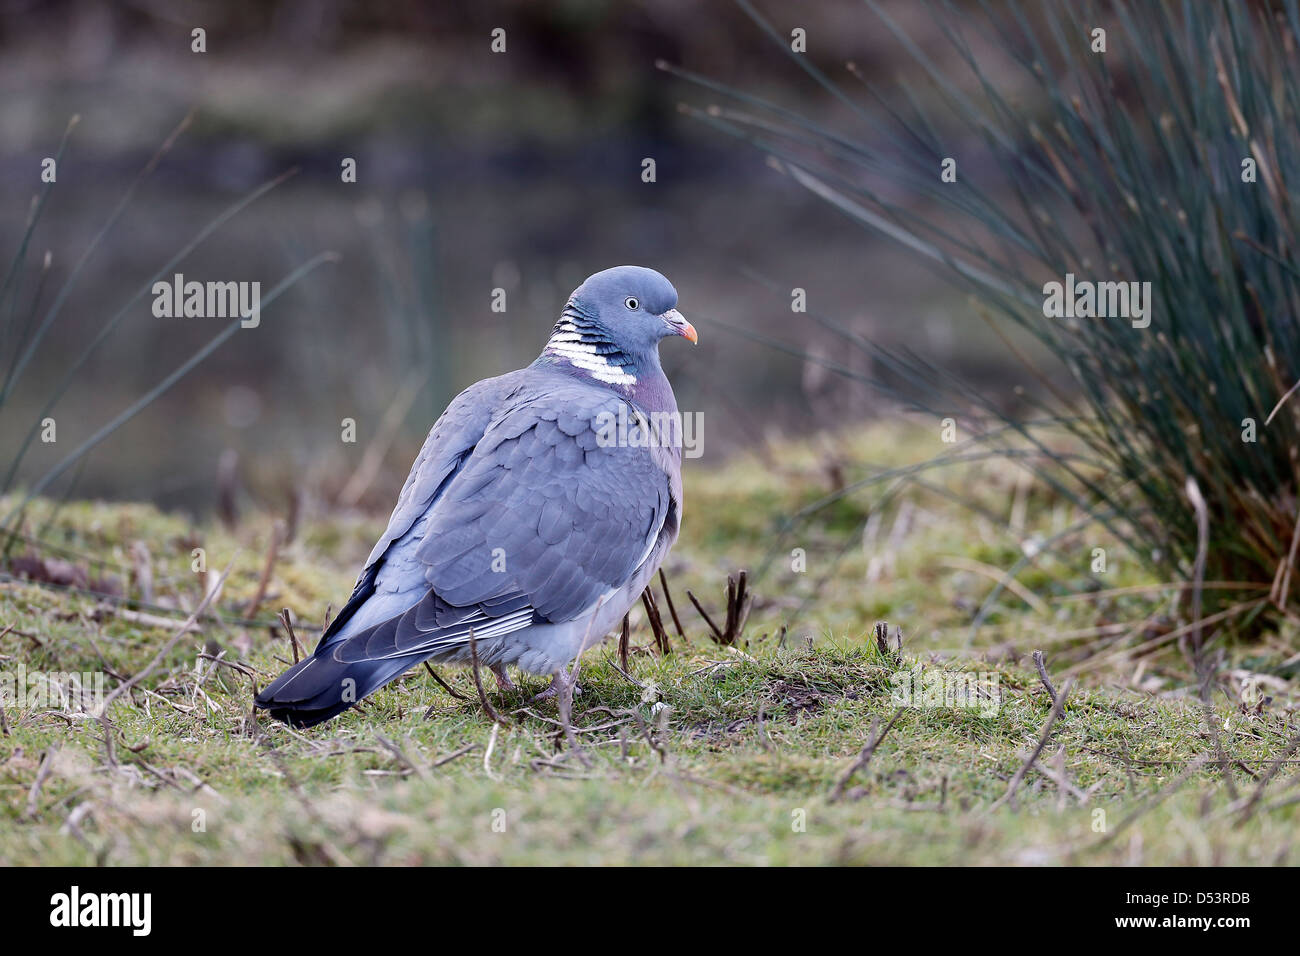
[829,707,904,802]
[686,569,753,646]
[278,608,303,664]
[245,520,285,619]
[991,678,1073,811]
[1186,477,1237,801]
[25,747,57,820]
[422,661,469,705]
[685,588,724,642]
[467,630,506,725]
[657,568,687,642]
[102,563,232,711]
[1032,649,1059,705]
[641,588,671,655]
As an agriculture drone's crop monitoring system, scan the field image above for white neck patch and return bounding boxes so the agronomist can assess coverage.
[545,320,637,386]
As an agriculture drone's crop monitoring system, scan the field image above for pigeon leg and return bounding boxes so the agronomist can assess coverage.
[529,668,582,703]
[555,668,575,733]
[551,665,590,763]
[490,664,515,693]
[529,673,559,703]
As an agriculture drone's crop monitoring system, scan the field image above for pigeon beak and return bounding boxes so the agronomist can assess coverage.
[661,309,698,344]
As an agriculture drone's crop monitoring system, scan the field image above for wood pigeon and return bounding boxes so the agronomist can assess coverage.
[255,266,696,727]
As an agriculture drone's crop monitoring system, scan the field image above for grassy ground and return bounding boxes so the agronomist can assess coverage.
[2,420,1298,865]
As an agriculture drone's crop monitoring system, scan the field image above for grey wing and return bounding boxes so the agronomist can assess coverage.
[316,371,525,648]
[420,392,674,621]
[363,373,528,568]
[329,388,676,663]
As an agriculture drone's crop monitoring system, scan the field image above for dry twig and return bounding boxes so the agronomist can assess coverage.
[829,708,904,802]
[657,568,687,642]
[25,747,57,821]
[991,678,1073,811]
[1186,477,1238,801]
[375,732,428,779]
[873,620,900,662]
[467,630,506,725]
[1233,728,1300,826]
[641,588,671,655]
[686,570,753,646]
[1032,649,1058,705]
[244,520,285,619]
[102,563,232,711]
[278,608,303,664]
[421,662,469,714]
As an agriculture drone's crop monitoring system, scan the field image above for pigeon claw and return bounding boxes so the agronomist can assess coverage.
[529,669,582,703]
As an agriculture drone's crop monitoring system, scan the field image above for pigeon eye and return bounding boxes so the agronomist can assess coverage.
[624,296,640,310]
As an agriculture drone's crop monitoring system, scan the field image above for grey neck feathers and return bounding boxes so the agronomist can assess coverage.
[542,300,638,386]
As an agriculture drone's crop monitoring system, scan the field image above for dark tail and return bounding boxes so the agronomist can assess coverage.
[254,648,423,728]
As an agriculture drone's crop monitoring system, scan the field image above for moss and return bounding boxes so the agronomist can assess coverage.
[0,421,1296,864]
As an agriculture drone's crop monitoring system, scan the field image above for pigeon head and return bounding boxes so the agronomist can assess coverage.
[539,266,696,388]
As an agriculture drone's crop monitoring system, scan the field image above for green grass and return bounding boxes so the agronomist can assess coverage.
[676,0,1300,631]
[2,421,1298,865]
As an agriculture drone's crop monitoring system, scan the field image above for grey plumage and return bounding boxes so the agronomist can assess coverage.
[256,266,695,726]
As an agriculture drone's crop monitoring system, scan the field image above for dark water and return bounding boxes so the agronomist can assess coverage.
[0,1,1040,515]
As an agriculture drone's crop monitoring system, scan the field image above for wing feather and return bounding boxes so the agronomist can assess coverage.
[323,375,678,665]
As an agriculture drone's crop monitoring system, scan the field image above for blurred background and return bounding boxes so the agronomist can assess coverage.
[0,0,1030,518]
